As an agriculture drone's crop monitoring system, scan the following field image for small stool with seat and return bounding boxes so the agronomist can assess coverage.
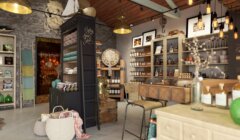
[122,83,167,140]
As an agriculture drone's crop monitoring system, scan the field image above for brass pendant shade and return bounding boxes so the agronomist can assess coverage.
[0,0,32,14]
[113,16,132,34]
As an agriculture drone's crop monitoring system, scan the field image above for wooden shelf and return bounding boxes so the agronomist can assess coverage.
[99,67,121,71]
[183,63,228,66]
[108,84,121,88]
[0,77,13,79]
[134,65,151,68]
[182,47,228,53]
[132,45,151,49]
[0,51,14,54]
[0,90,13,92]
[131,54,151,58]
[0,103,14,107]
[167,65,178,67]
[134,75,151,78]
[108,94,121,98]
[63,60,77,63]
[0,65,14,67]
[155,65,163,67]
[154,54,163,56]
[63,43,77,49]
[167,52,178,55]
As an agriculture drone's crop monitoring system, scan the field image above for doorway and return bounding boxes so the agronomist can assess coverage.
[36,37,61,104]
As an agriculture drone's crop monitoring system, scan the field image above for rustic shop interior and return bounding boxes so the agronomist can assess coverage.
[1,0,240,140]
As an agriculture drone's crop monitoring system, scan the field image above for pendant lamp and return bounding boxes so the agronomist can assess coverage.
[206,0,211,14]
[188,0,193,6]
[225,11,230,25]
[0,0,32,14]
[219,23,224,38]
[229,17,234,30]
[197,11,203,29]
[234,27,238,40]
[212,0,218,28]
[113,15,132,34]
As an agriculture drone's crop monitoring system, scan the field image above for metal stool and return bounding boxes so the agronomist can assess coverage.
[122,83,167,140]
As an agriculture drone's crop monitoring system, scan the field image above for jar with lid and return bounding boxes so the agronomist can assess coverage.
[232,75,240,100]
[201,86,213,106]
[215,83,228,108]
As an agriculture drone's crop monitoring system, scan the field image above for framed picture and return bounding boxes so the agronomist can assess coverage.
[4,70,12,78]
[2,44,13,52]
[155,46,162,55]
[4,56,13,65]
[212,17,229,33]
[132,35,143,48]
[186,14,212,38]
[142,29,156,46]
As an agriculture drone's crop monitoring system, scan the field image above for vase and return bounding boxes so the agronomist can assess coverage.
[4,94,13,103]
[191,70,204,111]
[230,98,240,125]
[0,93,4,103]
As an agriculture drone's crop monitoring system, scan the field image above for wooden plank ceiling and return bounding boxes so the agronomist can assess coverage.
[89,0,240,28]
[89,0,192,28]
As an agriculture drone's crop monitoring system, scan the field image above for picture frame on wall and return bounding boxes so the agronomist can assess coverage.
[212,17,229,33]
[186,14,212,38]
[142,29,156,46]
[132,35,143,48]
[4,56,13,65]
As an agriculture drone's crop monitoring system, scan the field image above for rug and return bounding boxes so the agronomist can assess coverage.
[0,118,5,130]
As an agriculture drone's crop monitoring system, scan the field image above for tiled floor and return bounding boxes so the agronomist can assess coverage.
[0,102,152,140]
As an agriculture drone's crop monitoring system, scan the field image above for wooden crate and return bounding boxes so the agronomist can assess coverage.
[99,98,117,124]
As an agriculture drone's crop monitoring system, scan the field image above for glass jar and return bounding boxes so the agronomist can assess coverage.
[216,83,228,108]
[232,75,240,100]
[201,86,213,105]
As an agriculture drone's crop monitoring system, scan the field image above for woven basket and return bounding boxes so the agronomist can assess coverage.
[45,106,75,140]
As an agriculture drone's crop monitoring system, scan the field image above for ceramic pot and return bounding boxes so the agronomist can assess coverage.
[4,94,12,103]
[230,98,240,125]
[0,93,4,103]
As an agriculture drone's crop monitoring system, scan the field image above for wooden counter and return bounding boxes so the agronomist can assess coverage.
[139,84,191,104]
[156,104,240,140]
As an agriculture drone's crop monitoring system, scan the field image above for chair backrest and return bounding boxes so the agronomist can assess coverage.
[124,83,139,101]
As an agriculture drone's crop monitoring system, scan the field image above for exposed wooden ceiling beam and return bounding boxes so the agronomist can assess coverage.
[130,0,180,19]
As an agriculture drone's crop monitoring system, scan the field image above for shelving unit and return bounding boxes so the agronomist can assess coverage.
[151,34,185,79]
[130,45,151,83]
[49,14,98,130]
[182,34,229,78]
[97,59,125,101]
[0,34,16,109]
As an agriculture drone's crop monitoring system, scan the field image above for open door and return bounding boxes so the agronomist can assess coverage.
[36,37,61,104]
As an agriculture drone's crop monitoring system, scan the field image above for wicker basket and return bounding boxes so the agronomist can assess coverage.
[45,106,75,140]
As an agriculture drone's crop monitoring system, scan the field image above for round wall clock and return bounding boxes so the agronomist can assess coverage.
[101,48,120,67]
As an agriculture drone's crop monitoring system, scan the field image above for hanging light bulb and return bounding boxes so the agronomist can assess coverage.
[188,0,193,6]
[212,12,218,28]
[219,23,224,38]
[229,17,234,30]
[225,11,230,24]
[197,11,203,29]
[0,0,32,14]
[234,27,238,39]
[206,0,211,14]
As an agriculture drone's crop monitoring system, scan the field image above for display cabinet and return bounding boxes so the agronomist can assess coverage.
[151,34,185,80]
[97,57,125,101]
[183,34,229,78]
[49,14,98,130]
[130,45,151,84]
[0,34,16,109]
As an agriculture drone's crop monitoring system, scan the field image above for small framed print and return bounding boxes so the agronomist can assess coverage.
[4,56,13,65]
[155,45,162,55]
[132,35,143,48]
[2,44,13,52]
[212,17,229,33]
[4,70,12,78]
[142,29,156,46]
[186,14,212,38]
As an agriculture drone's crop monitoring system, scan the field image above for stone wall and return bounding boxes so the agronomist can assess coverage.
[0,0,116,107]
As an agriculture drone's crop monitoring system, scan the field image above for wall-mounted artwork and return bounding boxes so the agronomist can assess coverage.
[186,14,212,38]
[132,35,143,48]
[142,29,156,46]
[212,17,229,33]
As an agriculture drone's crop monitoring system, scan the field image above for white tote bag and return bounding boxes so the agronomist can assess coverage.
[45,106,75,140]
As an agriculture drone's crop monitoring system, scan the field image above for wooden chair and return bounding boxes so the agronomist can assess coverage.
[122,83,167,140]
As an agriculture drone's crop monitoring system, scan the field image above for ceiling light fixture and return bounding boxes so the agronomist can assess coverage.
[234,27,238,40]
[225,10,230,25]
[229,17,234,30]
[219,23,224,38]
[206,0,211,14]
[0,0,32,14]
[197,4,203,29]
[113,15,132,34]
[212,0,218,28]
[188,0,193,6]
